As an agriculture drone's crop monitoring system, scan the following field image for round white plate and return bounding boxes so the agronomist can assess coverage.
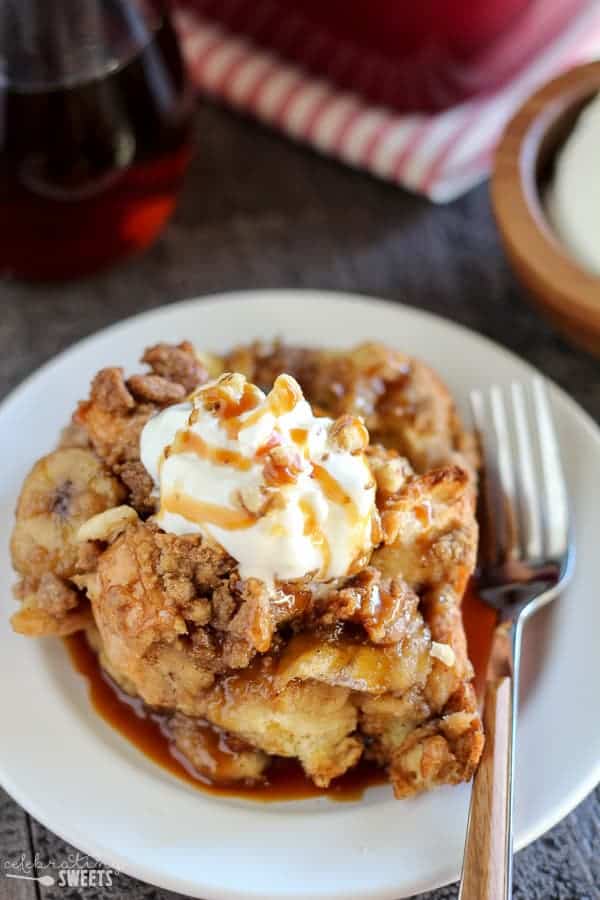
[1,291,599,900]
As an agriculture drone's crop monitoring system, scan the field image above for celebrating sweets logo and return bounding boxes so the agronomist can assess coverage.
[4,852,114,888]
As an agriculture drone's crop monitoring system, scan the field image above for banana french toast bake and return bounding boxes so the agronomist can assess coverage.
[9,339,484,798]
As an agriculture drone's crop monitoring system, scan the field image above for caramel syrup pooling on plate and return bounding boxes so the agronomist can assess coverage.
[64,632,387,802]
[63,579,492,801]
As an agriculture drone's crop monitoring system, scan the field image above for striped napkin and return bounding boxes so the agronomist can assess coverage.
[173,0,600,202]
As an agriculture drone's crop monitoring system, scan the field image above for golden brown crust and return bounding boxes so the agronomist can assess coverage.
[220,342,483,792]
[73,345,211,511]
[198,662,363,787]
[226,340,479,479]
[9,339,484,795]
[85,523,310,714]
[74,368,156,471]
[362,455,481,795]
[126,373,187,406]
[10,603,93,637]
[11,574,94,636]
[141,341,208,394]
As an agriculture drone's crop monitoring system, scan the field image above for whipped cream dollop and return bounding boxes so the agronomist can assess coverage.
[140,372,377,584]
[546,92,600,276]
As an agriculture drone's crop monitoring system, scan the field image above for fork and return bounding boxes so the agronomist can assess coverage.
[459,378,573,900]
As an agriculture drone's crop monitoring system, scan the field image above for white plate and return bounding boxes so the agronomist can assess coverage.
[1,291,599,900]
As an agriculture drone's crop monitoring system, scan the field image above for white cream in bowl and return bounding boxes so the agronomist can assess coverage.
[546,92,600,276]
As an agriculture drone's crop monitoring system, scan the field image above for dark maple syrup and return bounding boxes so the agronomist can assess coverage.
[0,14,193,280]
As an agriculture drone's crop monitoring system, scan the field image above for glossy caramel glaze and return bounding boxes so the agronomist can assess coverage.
[160,492,256,530]
[290,427,308,449]
[171,429,253,471]
[64,631,387,802]
[200,379,263,439]
[312,463,353,508]
[414,501,432,527]
[462,579,496,701]
[299,497,331,576]
[229,374,300,437]
[64,577,490,801]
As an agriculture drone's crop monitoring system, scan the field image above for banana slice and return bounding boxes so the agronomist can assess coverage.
[76,505,139,543]
[11,447,125,579]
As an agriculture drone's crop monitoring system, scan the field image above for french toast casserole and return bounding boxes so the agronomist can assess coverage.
[9,339,484,798]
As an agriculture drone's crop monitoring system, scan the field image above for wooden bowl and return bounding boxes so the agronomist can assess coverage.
[492,61,600,356]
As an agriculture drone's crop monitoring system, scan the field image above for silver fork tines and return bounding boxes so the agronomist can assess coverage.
[460,376,573,900]
[510,382,543,561]
[469,378,570,582]
[532,377,569,560]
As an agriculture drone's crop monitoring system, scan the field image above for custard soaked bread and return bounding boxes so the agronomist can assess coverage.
[10,340,483,797]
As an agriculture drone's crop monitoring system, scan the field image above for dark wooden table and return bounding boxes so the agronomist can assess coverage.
[1,100,599,900]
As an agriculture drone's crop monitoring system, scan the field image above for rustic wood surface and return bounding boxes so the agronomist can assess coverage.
[0,100,599,900]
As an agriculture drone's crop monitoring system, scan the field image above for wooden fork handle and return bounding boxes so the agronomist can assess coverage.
[459,675,512,900]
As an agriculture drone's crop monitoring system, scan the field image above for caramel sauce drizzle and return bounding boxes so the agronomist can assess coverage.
[157,375,371,576]
[347,548,371,577]
[306,464,374,576]
[231,375,301,437]
[311,463,353,508]
[290,427,308,449]
[171,429,252,471]
[64,631,387,803]
[299,498,331,576]
[195,381,263,440]
[63,578,491,802]
[161,492,256,530]
[414,501,432,527]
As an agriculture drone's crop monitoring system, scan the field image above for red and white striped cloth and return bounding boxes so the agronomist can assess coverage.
[173,1,600,202]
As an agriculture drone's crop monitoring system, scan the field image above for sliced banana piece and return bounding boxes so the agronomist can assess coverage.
[11,447,125,579]
[77,505,139,543]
